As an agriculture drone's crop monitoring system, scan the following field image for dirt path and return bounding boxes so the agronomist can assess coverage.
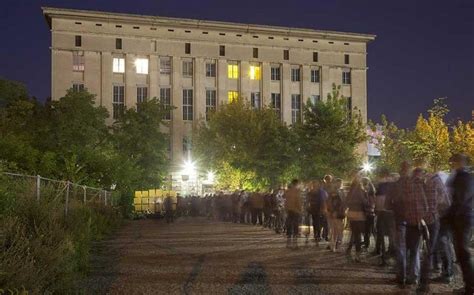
[85,217,464,294]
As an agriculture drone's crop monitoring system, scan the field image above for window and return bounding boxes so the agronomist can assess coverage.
[185,43,191,54]
[137,86,148,104]
[249,65,261,80]
[313,52,319,63]
[135,58,149,74]
[253,48,258,58]
[75,35,82,47]
[116,38,122,50]
[228,91,238,103]
[113,85,125,119]
[310,69,320,83]
[182,60,193,77]
[113,58,125,73]
[183,136,192,159]
[227,63,239,79]
[309,95,320,105]
[205,89,217,121]
[219,45,225,56]
[271,93,281,119]
[72,52,84,71]
[344,54,350,65]
[283,49,289,60]
[183,89,193,121]
[291,94,302,124]
[251,92,261,109]
[160,57,171,75]
[291,68,300,82]
[160,87,171,120]
[271,66,281,81]
[206,62,216,77]
[72,83,84,93]
[342,69,351,85]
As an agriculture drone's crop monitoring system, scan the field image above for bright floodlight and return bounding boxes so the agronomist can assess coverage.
[362,162,374,173]
[182,160,196,176]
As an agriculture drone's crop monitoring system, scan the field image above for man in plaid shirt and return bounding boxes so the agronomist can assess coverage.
[401,167,440,292]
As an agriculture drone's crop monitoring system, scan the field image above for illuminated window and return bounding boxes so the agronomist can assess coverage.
[135,58,149,74]
[160,57,171,75]
[227,63,239,79]
[160,87,171,120]
[228,91,238,102]
[113,58,125,73]
[291,94,301,124]
[251,92,261,109]
[342,69,351,85]
[72,52,84,71]
[249,65,261,80]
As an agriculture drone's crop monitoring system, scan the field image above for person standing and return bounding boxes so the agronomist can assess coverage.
[447,154,473,294]
[346,174,368,262]
[327,179,345,252]
[307,180,328,245]
[285,179,302,248]
[362,177,376,250]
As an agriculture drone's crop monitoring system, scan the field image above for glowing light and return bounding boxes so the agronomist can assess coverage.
[249,65,261,80]
[362,162,374,173]
[228,91,239,102]
[227,64,238,79]
[206,171,215,184]
[182,160,197,177]
[113,58,125,73]
[135,58,149,74]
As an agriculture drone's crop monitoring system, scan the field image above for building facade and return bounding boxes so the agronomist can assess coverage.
[43,7,375,194]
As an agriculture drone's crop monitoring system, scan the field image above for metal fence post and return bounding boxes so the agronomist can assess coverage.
[83,185,87,204]
[65,181,70,216]
[36,175,41,202]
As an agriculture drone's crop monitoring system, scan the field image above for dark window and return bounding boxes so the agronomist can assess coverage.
[283,49,289,60]
[342,70,351,85]
[185,43,191,54]
[311,69,320,83]
[72,83,84,92]
[183,89,193,121]
[271,66,281,81]
[291,94,302,124]
[116,38,122,50]
[133,26,140,29]
[291,68,300,82]
[182,60,193,77]
[160,57,172,75]
[313,52,318,62]
[206,63,216,77]
[344,54,350,64]
[250,92,261,109]
[271,93,281,119]
[137,86,148,104]
[205,90,217,121]
[253,48,258,58]
[75,35,82,47]
[113,85,125,119]
[219,45,225,56]
[160,88,171,120]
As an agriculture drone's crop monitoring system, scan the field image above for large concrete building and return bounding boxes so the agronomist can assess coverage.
[43,7,375,194]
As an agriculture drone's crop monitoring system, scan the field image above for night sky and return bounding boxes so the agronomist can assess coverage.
[1,0,473,127]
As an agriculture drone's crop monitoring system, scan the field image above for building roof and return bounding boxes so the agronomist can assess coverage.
[42,7,376,43]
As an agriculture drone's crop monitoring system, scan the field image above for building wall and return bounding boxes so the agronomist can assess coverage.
[45,7,375,178]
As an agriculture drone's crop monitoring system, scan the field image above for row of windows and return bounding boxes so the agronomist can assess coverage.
[75,53,349,84]
[73,36,351,64]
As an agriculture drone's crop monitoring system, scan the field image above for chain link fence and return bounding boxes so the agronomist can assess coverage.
[2,172,117,216]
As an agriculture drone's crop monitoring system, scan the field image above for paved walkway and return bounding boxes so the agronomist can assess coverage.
[83,217,465,294]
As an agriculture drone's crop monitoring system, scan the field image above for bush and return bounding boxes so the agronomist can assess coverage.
[0,175,122,293]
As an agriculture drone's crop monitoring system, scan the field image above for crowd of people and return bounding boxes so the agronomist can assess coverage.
[164,153,473,294]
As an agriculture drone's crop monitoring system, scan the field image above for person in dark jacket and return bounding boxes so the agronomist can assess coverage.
[447,153,473,295]
[307,179,328,244]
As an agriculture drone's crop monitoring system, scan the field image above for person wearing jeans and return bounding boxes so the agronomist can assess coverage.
[345,174,368,262]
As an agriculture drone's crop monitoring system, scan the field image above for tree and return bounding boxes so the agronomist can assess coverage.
[112,98,171,190]
[452,120,474,161]
[295,84,366,179]
[194,99,293,188]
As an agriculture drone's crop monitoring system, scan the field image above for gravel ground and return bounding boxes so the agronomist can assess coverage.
[83,217,466,294]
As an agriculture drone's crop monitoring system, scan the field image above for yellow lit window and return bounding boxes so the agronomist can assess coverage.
[228,91,239,102]
[227,64,239,79]
[249,65,261,80]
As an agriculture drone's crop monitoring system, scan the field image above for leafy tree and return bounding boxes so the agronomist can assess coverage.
[194,99,293,188]
[452,120,474,161]
[295,84,366,179]
[112,98,171,190]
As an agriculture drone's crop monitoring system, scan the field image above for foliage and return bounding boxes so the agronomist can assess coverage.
[194,99,293,187]
[295,84,367,179]
[451,120,474,161]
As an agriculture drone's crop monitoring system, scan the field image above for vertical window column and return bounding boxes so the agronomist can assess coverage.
[205,89,217,120]
[160,87,171,120]
[183,89,193,121]
[291,94,301,124]
[113,85,125,119]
